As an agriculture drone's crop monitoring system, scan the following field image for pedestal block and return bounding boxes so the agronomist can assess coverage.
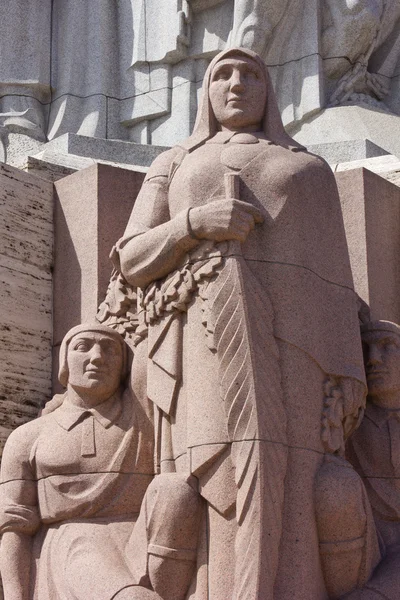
[336,168,400,323]
[53,163,145,389]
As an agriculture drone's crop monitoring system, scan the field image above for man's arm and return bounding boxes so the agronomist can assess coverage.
[1,532,32,600]
[0,424,40,600]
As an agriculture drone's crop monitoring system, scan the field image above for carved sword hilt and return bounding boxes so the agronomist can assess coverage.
[225,171,242,255]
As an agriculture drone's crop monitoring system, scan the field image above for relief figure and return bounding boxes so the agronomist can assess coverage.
[345,320,400,599]
[0,324,202,600]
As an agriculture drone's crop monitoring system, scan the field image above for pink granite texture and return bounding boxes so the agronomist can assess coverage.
[3,46,400,600]
[0,324,202,600]
[345,320,400,600]
[104,48,367,599]
[336,168,400,325]
[52,164,145,391]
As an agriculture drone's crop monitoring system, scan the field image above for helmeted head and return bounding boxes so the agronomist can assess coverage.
[58,323,128,404]
[179,47,302,152]
[361,320,400,409]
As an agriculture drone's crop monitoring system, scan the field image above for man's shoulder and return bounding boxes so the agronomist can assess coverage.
[41,393,66,415]
[2,413,53,468]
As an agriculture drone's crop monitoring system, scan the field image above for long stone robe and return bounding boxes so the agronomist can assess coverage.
[117,129,366,599]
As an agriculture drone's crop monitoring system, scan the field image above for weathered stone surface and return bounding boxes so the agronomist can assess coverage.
[0,323,204,600]
[0,325,154,599]
[336,167,400,323]
[307,139,389,165]
[292,105,400,161]
[4,32,400,600]
[20,155,78,183]
[346,320,400,600]
[334,153,400,178]
[37,133,168,169]
[2,1,400,166]
[0,163,53,455]
[0,0,51,142]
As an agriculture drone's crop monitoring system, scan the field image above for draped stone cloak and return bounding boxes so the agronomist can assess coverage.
[116,48,366,600]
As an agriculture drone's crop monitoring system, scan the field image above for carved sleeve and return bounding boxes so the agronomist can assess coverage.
[116,148,200,289]
[0,425,40,536]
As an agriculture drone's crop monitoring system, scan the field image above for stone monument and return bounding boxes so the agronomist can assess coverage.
[0,323,203,600]
[345,320,400,599]
[2,4,400,599]
[98,47,367,599]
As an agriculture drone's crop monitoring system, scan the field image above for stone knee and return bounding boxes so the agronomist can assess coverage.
[316,456,367,543]
[127,474,203,600]
[315,455,370,599]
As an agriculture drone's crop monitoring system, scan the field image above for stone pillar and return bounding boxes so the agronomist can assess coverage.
[0,163,53,454]
[53,163,145,390]
[336,167,400,322]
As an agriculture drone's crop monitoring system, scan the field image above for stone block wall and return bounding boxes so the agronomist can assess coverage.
[0,164,53,455]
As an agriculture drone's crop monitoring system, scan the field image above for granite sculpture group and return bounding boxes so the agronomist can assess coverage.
[1,47,400,599]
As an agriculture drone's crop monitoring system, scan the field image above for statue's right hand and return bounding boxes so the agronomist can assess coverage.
[189,198,264,243]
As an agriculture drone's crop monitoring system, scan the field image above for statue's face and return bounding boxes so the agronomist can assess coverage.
[67,331,123,405]
[209,55,267,132]
[363,330,400,408]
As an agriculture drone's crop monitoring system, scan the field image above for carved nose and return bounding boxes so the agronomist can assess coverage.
[367,345,383,366]
[230,72,245,92]
[90,344,105,364]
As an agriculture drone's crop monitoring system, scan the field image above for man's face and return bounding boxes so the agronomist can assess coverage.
[209,56,267,132]
[67,331,123,405]
[363,330,400,408]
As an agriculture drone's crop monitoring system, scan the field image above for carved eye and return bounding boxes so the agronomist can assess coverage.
[72,340,91,352]
[384,339,398,349]
[246,69,259,80]
[214,67,230,81]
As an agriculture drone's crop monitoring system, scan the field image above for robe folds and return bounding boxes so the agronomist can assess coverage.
[117,130,366,600]
[0,390,154,600]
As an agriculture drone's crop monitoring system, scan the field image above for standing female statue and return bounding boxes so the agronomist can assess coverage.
[109,48,367,599]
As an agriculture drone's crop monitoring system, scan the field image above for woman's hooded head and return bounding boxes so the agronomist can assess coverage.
[179,47,302,152]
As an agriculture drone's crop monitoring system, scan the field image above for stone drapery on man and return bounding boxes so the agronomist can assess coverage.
[0,324,202,600]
